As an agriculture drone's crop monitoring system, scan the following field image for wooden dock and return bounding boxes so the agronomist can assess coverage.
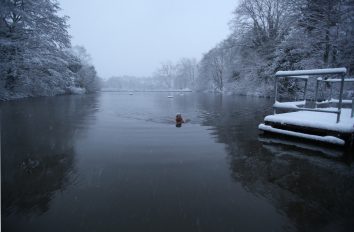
[259,108,354,148]
[259,68,354,149]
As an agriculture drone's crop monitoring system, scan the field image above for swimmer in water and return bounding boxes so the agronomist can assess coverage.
[175,113,184,127]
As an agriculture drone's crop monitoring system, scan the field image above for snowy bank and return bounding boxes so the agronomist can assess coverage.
[67,87,86,95]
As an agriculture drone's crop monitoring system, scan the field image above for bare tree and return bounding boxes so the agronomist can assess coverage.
[232,0,295,48]
[198,47,226,92]
[175,58,198,89]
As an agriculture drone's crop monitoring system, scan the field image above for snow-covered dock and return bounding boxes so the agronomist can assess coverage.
[259,68,354,148]
[259,108,354,146]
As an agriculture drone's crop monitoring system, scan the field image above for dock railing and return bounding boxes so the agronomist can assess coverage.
[274,68,347,123]
[315,78,354,105]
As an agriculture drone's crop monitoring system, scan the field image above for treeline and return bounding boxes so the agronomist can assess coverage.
[197,0,354,96]
[0,0,100,100]
[104,58,198,91]
[103,76,158,91]
[138,0,353,97]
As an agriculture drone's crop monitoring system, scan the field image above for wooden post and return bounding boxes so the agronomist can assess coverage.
[303,79,308,101]
[315,79,319,108]
[337,73,345,123]
[351,97,354,118]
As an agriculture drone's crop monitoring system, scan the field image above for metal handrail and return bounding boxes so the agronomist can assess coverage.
[274,68,347,123]
[317,77,354,82]
[272,105,339,114]
[274,76,308,114]
[275,68,347,77]
[316,99,353,105]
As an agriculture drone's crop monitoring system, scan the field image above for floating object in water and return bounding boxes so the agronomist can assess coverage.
[129,92,134,95]
[167,95,174,98]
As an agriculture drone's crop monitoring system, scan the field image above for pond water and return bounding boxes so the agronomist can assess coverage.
[2,92,354,232]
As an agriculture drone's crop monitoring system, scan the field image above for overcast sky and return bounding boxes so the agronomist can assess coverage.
[59,0,237,79]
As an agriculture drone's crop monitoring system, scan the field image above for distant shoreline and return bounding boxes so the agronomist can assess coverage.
[101,89,193,92]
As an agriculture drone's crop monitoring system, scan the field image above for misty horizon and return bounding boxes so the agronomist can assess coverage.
[59,0,237,79]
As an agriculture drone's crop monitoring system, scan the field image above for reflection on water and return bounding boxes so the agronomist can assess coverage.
[1,92,353,232]
[194,94,354,231]
[258,135,345,159]
[1,94,99,216]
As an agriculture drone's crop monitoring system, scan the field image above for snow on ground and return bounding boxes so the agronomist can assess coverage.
[264,108,354,133]
[67,87,86,95]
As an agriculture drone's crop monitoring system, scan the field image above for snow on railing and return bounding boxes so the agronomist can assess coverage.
[285,75,310,80]
[316,98,353,105]
[317,77,354,82]
[273,101,305,109]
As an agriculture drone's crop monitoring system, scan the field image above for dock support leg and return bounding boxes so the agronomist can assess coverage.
[274,76,278,115]
[315,79,319,108]
[303,79,308,101]
[351,97,354,118]
[337,74,345,123]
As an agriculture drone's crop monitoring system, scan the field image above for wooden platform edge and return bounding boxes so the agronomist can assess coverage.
[258,124,345,146]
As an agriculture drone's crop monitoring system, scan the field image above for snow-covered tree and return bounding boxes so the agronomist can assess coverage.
[197,45,228,92]
[151,59,197,90]
[174,58,198,90]
[0,0,71,98]
[231,0,295,49]
[70,46,101,93]
[153,61,176,89]
[0,0,100,100]
[195,0,354,97]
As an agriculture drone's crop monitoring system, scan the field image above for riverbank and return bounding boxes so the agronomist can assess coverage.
[0,87,94,101]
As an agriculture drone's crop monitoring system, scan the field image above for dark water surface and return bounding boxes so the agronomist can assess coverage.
[2,92,354,232]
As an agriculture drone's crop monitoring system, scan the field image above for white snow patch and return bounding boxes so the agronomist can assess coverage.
[259,124,345,145]
[273,101,306,109]
[68,87,86,95]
